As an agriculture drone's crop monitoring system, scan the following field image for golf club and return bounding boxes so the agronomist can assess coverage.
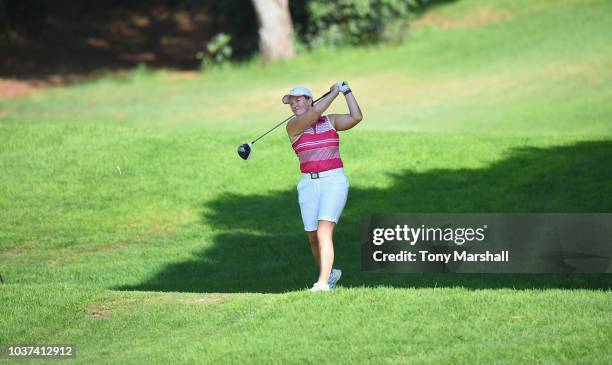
[237,89,334,160]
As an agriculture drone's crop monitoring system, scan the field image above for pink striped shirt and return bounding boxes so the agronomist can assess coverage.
[291,115,344,173]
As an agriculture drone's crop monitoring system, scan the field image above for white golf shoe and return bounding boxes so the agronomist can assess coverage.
[310,282,331,292]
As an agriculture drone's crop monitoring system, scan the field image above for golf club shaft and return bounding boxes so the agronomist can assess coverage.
[251,91,331,144]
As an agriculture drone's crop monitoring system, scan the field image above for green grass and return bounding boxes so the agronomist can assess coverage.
[1,0,611,363]
[2,285,610,364]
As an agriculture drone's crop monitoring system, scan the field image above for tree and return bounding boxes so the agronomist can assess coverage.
[251,0,295,63]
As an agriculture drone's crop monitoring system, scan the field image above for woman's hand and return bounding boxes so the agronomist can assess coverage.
[337,81,350,94]
[330,82,340,95]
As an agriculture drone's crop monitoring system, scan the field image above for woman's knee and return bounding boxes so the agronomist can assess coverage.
[307,231,319,246]
[316,220,335,240]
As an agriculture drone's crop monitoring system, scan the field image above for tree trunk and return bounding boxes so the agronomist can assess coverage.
[251,0,295,63]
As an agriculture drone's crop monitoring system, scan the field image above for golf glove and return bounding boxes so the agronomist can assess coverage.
[337,81,351,94]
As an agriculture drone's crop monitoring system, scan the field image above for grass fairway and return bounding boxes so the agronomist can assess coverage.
[1,0,612,363]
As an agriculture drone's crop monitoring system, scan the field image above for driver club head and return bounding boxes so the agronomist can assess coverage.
[237,143,252,160]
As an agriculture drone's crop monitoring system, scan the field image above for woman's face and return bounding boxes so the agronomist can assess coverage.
[289,95,311,116]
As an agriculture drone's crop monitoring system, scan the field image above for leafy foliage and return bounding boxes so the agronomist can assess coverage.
[197,32,233,69]
[302,0,427,47]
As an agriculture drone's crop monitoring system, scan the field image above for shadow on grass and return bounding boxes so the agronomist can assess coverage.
[2,0,456,82]
[120,140,612,293]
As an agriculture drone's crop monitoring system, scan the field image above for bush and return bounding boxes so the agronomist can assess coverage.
[197,32,233,69]
[303,0,426,47]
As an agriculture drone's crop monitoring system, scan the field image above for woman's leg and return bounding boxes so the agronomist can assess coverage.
[306,231,320,267]
[316,220,336,285]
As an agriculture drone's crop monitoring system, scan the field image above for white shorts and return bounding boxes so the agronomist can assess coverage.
[297,168,350,231]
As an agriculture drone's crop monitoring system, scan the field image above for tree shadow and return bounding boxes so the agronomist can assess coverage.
[1,0,455,83]
[119,140,612,293]
[0,0,259,82]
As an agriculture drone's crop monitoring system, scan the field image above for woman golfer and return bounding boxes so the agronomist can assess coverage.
[283,82,363,291]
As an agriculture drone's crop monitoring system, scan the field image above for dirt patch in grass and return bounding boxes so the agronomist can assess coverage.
[87,302,113,318]
[541,61,610,85]
[164,71,201,81]
[181,294,228,305]
[413,7,512,30]
[87,297,139,318]
[87,293,228,318]
[0,70,205,101]
[0,238,49,254]
[0,108,13,118]
[142,292,229,305]
[0,79,47,100]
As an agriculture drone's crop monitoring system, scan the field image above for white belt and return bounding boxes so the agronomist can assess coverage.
[301,168,345,179]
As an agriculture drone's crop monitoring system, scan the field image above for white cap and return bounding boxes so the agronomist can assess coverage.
[282,86,313,104]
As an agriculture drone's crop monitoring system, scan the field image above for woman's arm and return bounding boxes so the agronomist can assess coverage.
[330,84,363,131]
[286,84,340,139]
